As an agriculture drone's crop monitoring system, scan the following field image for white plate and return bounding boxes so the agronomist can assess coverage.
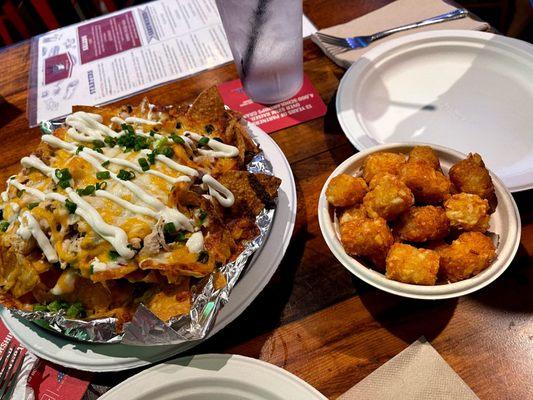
[318,143,521,300]
[99,354,326,400]
[0,124,297,372]
[336,30,533,192]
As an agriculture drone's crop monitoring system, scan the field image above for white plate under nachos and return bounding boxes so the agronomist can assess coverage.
[336,30,533,192]
[100,354,326,400]
[0,123,297,372]
[318,143,521,300]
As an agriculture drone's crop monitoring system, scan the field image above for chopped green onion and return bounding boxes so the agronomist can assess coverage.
[147,152,156,165]
[65,199,77,214]
[96,171,110,180]
[197,250,209,263]
[198,210,207,223]
[198,137,209,146]
[89,264,94,275]
[205,124,214,134]
[76,185,95,196]
[94,147,103,154]
[55,168,72,181]
[160,147,173,158]
[176,231,186,242]
[66,302,84,318]
[171,134,185,145]
[101,160,110,167]
[76,145,84,154]
[117,169,135,181]
[33,304,47,312]
[138,158,149,171]
[163,222,176,234]
[0,221,9,232]
[121,123,135,135]
[58,180,71,189]
[95,181,107,190]
[28,202,39,210]
[104,136,117,147]
[108,250,120,260]
[92,140,105,148]
[149,130,156,137]
[16,189,25,198]
[47,300,67,312]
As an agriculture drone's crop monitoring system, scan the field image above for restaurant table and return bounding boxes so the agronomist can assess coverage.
[0,1,531,399]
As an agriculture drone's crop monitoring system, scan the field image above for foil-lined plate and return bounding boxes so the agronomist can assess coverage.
[11,119,276,345]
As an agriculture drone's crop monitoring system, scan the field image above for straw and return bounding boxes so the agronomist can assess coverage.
[241,0,270,80]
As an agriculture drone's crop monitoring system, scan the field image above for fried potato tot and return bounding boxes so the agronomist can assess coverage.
[408,146,441,170]
[386,243,440,285]
[362,152,406,183]
[436,232,496,282]
[449,153,497,213]
[394,206,449,243]
[399,160,451,204]
[444,193,490,232]
[363,174,414,220]
[326,174,368,207]
[339,210,394,270]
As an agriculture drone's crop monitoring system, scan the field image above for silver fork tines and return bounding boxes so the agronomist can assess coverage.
[0,339,26,400]
[315,8,468,50]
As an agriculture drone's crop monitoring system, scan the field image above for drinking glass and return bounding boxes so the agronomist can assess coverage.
[216,0,304,104]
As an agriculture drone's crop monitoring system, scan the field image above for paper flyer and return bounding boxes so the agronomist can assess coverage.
[28,0,317,126]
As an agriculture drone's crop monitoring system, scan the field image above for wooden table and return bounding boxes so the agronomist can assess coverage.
[0,1,531,398]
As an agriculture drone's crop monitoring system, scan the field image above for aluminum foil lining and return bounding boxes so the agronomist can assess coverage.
[11,119,276,345]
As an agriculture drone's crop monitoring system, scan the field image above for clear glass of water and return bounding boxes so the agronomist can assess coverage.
[216,0,304,104]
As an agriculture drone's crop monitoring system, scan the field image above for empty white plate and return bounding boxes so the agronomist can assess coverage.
[100,354,326,400]
[336,30,533,192]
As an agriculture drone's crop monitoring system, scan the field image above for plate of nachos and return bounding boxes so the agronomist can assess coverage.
[0,87,296,370]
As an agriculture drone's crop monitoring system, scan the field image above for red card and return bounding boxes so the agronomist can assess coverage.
[218,75,327,133]
[0,320,90,400]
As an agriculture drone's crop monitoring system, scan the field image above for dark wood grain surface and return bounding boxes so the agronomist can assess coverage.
[0,1,531,399]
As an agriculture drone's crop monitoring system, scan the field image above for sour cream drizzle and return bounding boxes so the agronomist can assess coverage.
[17,211,59,263]
[186,132,239,158]
[20,155,135,258]
[5,108,240,266]
[202,174,235,207]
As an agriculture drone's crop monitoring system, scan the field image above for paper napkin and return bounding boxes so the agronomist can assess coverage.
[312,0,490,68]
[338,337,479,400]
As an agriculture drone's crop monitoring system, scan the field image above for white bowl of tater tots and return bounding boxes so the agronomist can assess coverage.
[318,143,521,299]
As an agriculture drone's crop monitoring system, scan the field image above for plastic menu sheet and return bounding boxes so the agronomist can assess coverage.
[27,0,317,127]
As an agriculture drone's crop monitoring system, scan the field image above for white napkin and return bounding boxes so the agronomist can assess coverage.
[312,0,490,68]
[338,337,479,400]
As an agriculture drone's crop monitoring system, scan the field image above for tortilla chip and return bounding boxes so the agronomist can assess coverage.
[185,86,227,133]
[218,171,281,216]
[145,279,191,322]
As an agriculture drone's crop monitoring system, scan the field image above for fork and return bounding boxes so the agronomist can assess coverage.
[0,339,26,400]
[315,8,468,52]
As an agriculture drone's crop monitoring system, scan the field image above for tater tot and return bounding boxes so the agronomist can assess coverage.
[339,210,394,270]
[444,193,490,232]
[408,146,441,170]
[339,205,367,226]
[449,153,497,213]
[362,152,405,183]
[395,206,449,242]
[363,174,414,220]
[385,243,440,285]
[326,174,368,207]
[399,160,451,204]
[436,232,496,282]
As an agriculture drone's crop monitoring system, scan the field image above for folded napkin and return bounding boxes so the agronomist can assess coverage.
[312,0,490,68]
[338,337,479,400]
